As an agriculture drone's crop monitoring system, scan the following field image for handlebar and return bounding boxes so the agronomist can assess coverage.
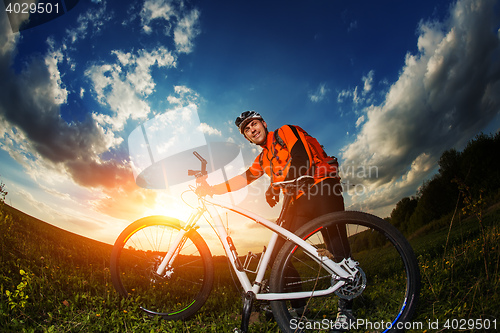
[193,151,207,174]
[187,151,314,195]
[272,175,315,191]
[188,151,208,178]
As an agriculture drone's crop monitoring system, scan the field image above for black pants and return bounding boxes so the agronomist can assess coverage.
[270,178,349,307]
[271,177,348,262]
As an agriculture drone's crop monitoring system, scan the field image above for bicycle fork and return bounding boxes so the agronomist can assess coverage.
[155,229,188,276]
[155,208,204,277]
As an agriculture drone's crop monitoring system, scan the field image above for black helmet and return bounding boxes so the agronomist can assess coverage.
[235,111,263,133]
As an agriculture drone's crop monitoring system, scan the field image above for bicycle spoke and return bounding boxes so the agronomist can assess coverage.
[110,218,214,320]
[270,211,420,333]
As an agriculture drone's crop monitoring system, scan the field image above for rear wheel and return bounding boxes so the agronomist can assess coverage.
[270,211,420,332]
[110,216,214,320]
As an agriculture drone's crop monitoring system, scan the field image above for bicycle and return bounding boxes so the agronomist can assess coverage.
[110,151,420,332]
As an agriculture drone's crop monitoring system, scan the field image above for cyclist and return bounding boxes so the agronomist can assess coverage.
[198,111,351,326]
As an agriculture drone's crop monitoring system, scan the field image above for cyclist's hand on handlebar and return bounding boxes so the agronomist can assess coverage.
[265,185,280,207]
[195,183,214,197]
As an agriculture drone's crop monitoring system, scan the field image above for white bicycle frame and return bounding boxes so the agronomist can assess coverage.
[156,193,359,302]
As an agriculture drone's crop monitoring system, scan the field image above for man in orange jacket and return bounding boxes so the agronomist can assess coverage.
[199,111,351,325]
[205,111,347,259]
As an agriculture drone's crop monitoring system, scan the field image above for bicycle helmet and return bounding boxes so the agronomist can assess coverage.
[235,111,264,133]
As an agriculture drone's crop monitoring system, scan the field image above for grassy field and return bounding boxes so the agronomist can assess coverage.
[0,203,498,332]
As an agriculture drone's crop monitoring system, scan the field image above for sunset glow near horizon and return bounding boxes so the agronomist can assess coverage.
[1,0,500,255]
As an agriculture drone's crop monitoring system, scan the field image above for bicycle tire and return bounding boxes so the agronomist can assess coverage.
[269,211,420,333]
[110,216,214,320]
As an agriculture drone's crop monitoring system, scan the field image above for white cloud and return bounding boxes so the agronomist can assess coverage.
[198,123,222,136]
[139,0,201,54]
[85,47,176,132]
[174,8,201,53]
[309,83,330,103]
[86,62,151,131]
[355,115,365,128]
[141,0,175,24]
[362,70,374,94]
[167,85,200,106]
[141,0,176,33]
[337,89,351,103]
[337,70,375,105]
[45,46,68,105]
[65,1,112,44]
[352,86,360,104]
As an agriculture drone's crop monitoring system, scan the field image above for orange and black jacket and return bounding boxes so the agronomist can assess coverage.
[213,125,335,195]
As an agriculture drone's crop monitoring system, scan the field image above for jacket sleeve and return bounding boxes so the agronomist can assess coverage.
[212,153,264,194]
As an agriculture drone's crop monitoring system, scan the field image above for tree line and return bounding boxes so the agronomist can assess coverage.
[388,132,500,236]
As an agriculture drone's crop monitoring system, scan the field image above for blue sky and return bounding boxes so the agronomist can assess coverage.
[1,0,499,253]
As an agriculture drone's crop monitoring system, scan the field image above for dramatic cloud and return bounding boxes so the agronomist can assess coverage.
[89,175,157,220]
[0,3,132,196]
[341,0,500,212]
[0,19,105,168]
[0,4,180,219]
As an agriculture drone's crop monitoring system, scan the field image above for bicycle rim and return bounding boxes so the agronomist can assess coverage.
[110,217,213,320]
[270,211,420,333]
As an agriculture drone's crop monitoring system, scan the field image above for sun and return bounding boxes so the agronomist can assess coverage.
[143,204,192,222]
[143,192,194,222]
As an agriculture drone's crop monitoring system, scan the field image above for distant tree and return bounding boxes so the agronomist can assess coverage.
[389,196,418,233]
[438,148,462,182]
[459,132,500,197]
[437,147,462,205]
[399,132,500,235]
[406,174,459,235]
[0,176,7,206]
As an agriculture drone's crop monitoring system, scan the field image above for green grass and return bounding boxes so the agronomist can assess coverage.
[409,206,500,329]
[0,205,278,332]
[0,203,499,332]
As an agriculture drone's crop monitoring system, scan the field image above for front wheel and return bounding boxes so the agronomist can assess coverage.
[110,216,214,320]
[270,211,420,332]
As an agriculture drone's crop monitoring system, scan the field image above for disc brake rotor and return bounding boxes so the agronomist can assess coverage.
[334,266,367,300]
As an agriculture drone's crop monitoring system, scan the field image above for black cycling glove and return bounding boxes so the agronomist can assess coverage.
[265,185,280,207]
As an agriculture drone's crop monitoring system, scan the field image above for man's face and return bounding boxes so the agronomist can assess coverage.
[243,119,267,145]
